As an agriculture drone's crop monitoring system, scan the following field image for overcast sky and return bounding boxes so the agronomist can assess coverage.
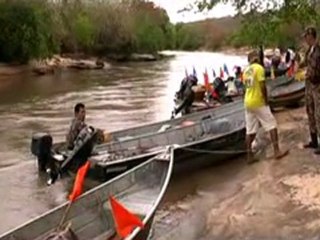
[151,0,236,23]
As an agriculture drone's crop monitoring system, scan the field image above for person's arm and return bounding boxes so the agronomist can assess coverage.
[260,81,268,104]
[257,66,268,104]
[66,120,82,149]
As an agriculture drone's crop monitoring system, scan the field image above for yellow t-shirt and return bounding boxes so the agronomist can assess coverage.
[243,63,266,109]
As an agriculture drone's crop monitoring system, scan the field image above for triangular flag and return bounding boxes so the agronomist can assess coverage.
[220,67,224,79]
[69,161,90,202]
[110,196,144,238]
[193,66,197,77]
[203,68,211,92]
[184,67,188,78]
[223,64,229,76]
[212,68,216,78]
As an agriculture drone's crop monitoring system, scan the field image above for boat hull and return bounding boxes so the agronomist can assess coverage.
[89,127,246,182]
[0,151,174,240]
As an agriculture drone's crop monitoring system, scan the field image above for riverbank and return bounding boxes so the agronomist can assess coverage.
[150,105,320,240]
[0,51,176,77]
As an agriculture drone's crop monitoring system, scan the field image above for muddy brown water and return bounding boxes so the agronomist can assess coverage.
[0,51,250,236]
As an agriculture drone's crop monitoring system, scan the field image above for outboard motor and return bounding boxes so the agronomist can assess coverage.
[60,126,98,173]
[31,132,53,172]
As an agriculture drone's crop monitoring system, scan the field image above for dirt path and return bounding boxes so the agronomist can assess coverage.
[150,106,320,240]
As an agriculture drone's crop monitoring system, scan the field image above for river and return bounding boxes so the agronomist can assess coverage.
[0,51,247,235]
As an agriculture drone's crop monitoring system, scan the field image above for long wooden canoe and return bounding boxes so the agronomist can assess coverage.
[0,147,174,240]
[31,100,246,181]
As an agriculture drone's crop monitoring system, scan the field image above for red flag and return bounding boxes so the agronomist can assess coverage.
[110,196,144,238]
[68,161,90,202]
[287,64,294,78]
[203,68,211,92]
[220,67,224,79]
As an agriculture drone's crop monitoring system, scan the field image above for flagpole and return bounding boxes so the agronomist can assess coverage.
[57,201,73,230]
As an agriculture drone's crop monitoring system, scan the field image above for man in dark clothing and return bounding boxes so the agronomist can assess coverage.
[302,27,320,154]
[173,75,198,117]
[66,103,87,150]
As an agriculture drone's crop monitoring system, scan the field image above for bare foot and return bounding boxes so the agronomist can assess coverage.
[274,149,289,160]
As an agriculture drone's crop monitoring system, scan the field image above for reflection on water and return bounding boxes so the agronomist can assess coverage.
[0,51,246,235]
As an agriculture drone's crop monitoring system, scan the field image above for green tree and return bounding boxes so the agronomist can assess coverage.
[0,0,57,63]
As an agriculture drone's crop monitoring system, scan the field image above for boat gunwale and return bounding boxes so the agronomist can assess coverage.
[98,108,245,167]
[125,147,174,240]
[51,100,243,150]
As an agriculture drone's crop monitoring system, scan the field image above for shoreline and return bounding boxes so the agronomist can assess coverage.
[0,52,176,77]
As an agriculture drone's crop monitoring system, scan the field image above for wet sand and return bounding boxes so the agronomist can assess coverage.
[151,105,320,240]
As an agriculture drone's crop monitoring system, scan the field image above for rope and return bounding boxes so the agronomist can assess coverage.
[180,147,247,155]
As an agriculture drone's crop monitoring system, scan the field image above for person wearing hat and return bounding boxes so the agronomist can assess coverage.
[243,50,289,164]
[302,27,320,154]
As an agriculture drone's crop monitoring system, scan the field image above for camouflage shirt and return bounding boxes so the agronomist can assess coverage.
[66,118,87,150]
[305,44,320,85]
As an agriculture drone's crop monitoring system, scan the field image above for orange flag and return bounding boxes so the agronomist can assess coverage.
[203,68,211,92]
[287,64,294,78]
[110,196,144,238]
[68,161,90,202]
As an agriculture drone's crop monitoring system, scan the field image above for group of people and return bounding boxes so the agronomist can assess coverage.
[244,26,320,163]
[66,27,319,166]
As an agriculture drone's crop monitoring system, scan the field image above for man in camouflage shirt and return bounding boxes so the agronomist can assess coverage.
[302,27,320,154]
[66,103,87,150]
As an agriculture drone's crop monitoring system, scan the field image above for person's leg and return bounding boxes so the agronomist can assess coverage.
[257,106,289,159]
[304,83,318,148]
[246,133,257,164]
[269,128,288,159]
[245,109,259,164]
[312,85,320,154]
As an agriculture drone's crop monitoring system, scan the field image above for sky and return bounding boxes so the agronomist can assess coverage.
[151,0,237,23]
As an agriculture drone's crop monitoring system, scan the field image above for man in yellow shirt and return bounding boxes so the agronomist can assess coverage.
[243,50,289,164]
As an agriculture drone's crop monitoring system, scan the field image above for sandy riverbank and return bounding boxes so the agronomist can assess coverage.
[150,105,320,240]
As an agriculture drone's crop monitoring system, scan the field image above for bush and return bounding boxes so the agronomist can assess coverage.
[0,0,57,63]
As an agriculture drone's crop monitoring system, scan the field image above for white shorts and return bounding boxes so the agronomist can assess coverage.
[245,106,277,135]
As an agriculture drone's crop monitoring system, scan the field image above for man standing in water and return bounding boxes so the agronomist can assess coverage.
[243,50,288,164]
[302,27,320,154]
[66,103,87,150]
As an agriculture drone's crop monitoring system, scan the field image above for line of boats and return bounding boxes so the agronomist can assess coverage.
[0,75,306,240]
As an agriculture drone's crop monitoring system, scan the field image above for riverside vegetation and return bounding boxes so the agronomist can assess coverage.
[1,0,320,65]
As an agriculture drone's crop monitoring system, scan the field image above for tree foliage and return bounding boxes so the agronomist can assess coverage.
[191,0,320,47]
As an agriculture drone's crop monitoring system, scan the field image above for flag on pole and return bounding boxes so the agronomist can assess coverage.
[203,68,211,92]
[220,67,224,79]
[184,67,188,78]
[69,161,90,202]
[193,66,197,77]
[212,68,216,78]
[223,64,229,76]
[110,196,144,238]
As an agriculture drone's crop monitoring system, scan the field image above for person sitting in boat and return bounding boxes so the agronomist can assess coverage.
[66,103,87,150]
[212,77,233,103]
[173,75,198,117]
